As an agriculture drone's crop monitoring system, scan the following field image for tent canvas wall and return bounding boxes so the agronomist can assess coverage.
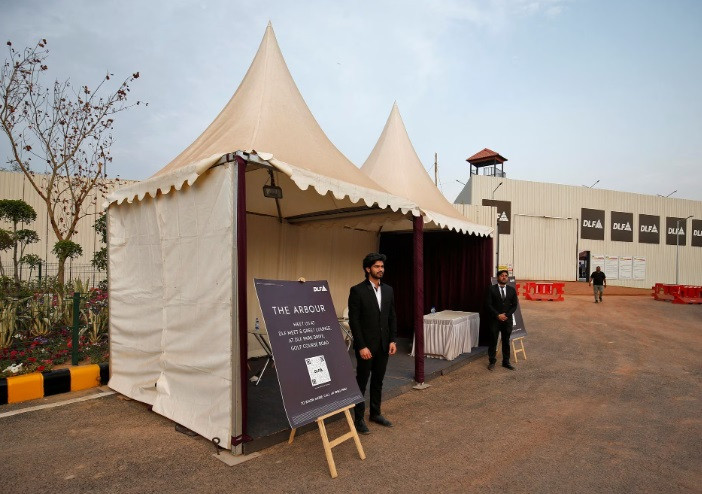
[107,152,421,450]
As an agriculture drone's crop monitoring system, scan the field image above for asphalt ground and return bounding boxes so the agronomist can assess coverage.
[1,289,700,493]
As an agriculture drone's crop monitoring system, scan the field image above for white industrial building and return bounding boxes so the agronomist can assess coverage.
[455,149,702,288]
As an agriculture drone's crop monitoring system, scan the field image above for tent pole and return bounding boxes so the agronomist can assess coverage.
[235,155,249,443]
[413,215,425,384]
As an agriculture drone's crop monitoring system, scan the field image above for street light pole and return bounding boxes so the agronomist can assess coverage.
[675,215,693,284]
[492,181,503,272]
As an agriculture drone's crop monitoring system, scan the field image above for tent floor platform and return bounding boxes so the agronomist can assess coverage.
[243,337,487,454]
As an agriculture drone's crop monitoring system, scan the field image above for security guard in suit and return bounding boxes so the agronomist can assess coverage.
[485,270,519,371]
[348,253,397,434]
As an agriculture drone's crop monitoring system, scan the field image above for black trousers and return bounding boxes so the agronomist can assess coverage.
[354,348,389,420]
[488,321,513,364]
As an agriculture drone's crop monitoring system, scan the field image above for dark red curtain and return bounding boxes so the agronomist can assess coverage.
[380,230,494,345]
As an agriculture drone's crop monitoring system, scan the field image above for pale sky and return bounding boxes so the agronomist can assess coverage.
[1,0,701,201]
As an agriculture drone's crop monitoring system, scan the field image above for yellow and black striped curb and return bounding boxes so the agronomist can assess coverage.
[0,363,109,405]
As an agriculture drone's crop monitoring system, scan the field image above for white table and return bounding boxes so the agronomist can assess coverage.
[411,310,480,360]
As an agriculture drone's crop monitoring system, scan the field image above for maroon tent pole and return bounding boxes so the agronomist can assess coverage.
[413,215,425,383]
[235,155,249,442]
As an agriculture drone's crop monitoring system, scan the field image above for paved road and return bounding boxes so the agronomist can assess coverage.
[1,294,700,493]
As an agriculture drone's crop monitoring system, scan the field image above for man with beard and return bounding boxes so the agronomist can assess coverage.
[348,253,397,434]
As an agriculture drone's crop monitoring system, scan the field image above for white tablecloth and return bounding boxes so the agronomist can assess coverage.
[410,310,480,360]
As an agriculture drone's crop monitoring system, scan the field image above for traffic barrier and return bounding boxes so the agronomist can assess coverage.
[0,363,109,405]
[523,282,565,301]
[651,283,681,301]
[672,285,702,304]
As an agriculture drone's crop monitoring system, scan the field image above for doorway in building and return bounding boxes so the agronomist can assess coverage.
[578,251,590,281]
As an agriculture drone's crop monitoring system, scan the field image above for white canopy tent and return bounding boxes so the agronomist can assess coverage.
[106,23,490,451]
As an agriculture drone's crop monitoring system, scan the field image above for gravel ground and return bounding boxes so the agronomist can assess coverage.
[1,292,700,493]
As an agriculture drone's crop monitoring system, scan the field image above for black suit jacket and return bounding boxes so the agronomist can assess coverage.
[485,283,519,326]
[348,279,397,353]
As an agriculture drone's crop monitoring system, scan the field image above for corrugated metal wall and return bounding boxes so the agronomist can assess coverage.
[0,170,132,267]
[462,175,702,287]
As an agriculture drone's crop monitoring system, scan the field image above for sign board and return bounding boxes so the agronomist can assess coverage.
[633,256,646,280]
[618,255,633,279]
[482,199,511,234]
[254,279,363,429]
[581,208,605,240]
[605,255,619,280]
[638,214,660,244]
[490,276,527,340]
[666,217,688,246]
[610,211,633,242]
[590,254,605,272]
[692,219,702,247]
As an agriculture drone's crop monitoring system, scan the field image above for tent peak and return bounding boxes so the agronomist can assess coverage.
[152,23,389,193]
[361,103,492,236]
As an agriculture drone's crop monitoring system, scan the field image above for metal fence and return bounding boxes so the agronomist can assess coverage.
[0,261,106,287]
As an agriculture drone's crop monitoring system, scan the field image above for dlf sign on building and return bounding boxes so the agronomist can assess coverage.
[581,208,605,240]
[611,211,633,242]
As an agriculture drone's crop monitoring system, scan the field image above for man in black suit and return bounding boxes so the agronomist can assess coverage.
[485,269,519,371]
[348,252,397,434]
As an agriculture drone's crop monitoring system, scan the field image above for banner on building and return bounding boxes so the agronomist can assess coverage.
[692,219,702,247]
[610,211,633,242]
[633,256,646,280]
[590,254,605,273]
[666,217,688,246]
[581,208,605,240]
[482,199,511,234]
[254,279,363,429]
[618,255,633,279]
[605,255,619,280]
[638,214,660,244]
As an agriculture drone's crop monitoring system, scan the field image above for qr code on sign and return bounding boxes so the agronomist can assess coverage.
[305,355,331,386]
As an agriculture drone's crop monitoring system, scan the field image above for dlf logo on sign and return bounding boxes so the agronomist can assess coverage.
[313,286,328,292]
[694,229,702,237]
[613,222,632,231]
[583,219,603,229]
[641,225,658,233]
[668,227,685,235]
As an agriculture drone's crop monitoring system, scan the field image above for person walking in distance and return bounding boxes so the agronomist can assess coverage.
[485,270,519,371]
[589,266,606,303]
[348,253,397,434]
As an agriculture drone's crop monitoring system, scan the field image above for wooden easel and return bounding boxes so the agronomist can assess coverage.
[496,335,527,362]
[288,404,365,478]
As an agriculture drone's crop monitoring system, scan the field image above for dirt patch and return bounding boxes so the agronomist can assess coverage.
[1,296,700,493]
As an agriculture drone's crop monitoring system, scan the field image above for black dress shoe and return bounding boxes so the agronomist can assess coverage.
[369,414,393,427]
[502,363,516,371]
[487,362,496,371]
[355,419,370,435]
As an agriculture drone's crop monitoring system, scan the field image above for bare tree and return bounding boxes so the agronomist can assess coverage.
[0,39,143,284]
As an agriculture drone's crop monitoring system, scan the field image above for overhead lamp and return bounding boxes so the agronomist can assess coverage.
[263,168,283,199]
[263,184,283,199]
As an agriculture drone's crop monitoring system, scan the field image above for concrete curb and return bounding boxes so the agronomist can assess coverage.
[0,363,109,405]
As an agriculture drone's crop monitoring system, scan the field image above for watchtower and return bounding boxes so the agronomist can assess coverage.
[467,148,508,177]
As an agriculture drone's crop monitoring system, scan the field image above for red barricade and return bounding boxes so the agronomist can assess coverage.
[652,283,683,301]
[524,281,565,302]
[672,285,702,304]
